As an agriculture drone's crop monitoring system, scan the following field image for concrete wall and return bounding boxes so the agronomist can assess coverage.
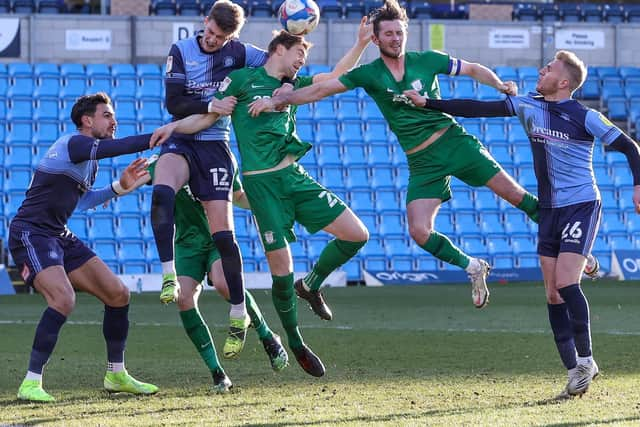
[1,13,640,69]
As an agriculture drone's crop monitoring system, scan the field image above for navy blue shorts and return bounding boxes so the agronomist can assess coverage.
[160,136,235,202]
[8,222,96,286]
[537,200,601,258]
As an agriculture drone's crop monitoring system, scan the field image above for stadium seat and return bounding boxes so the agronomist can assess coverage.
[411,1,431,19]
[154,0,177,15]
[361,101,384,121]
[315,120,339,143]
[345,166,369,190]
[343,144,367,167]
[119,239,146,261]
[313,100,336,120]
[93,239,118,263]
[89,215,116,240]
[38,0,63,13]
[604,4,625,23]
[371,167,395,190]
[12,0,35,14]
[178,0,201,15]
[4,166,32,191]
[606,97,627,121]
[578,76,600,100]
[341,121,363,143]
[514,4,537,21]
[68,214,89,240]
[363,121,387,143]
[453,77,476,98]
[316,143,341,167]
[6,121,33,144]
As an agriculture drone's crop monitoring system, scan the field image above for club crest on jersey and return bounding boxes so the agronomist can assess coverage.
[223,56,235,67]
[411,79,423,91]
[263,231,275,245]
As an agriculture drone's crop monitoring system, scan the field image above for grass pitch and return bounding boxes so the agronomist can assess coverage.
[1,281,639,426]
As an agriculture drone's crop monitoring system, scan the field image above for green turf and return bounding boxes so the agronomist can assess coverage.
[1,281,639,426]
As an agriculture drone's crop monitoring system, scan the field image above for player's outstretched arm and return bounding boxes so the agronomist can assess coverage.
[68,134,163,163]
[403,89,514,118]
[459,61,517,95]
[313,16,372,84]
[77,157,150,211]
[248,78,348,117]
[150,112,221,146]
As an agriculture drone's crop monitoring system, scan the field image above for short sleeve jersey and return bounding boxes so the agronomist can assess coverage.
[339,51,459,151]
[215,67,314,171]
[507,94,623,208]
[147,162,242,249]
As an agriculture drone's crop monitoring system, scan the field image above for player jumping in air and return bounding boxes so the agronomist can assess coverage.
[151,25,372,377]
[248,0,543,309]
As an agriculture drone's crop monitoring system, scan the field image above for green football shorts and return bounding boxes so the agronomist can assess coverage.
[242,163,347,252]
[175,243,219,283]
[406,124,502,204]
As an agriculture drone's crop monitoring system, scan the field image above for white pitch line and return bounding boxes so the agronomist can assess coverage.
[1,319,639,336]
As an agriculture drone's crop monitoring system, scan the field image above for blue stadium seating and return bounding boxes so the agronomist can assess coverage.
[1,61,636,279]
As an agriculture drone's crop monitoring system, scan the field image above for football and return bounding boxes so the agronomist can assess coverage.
[278,0,320,36]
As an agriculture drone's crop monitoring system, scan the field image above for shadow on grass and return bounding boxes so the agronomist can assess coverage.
[543,416,640,427]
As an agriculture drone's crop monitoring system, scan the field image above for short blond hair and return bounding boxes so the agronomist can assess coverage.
[555,50,587,93]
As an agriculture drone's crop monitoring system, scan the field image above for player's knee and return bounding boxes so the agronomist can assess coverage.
[151,185,176,228]
[212,230,238,255]
[409,225,432,245]
[177,293,196,311]
[51,290,76,316]
[105,280,130,306]
[546,288,563,304]
[355,224,369,243]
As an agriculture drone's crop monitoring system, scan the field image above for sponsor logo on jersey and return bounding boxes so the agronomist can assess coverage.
[530,123,570,140]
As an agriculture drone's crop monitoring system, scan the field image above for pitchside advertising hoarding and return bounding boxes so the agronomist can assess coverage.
[0,18,21,57]
[364,268,543,286]
[610,250,640,280]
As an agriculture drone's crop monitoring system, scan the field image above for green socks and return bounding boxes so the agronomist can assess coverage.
[245,290,272,341]
[420,231,471,269]
[271,273,304,349]
[517,192,539,223]
[179,308,221,372]
[304,239,366,291]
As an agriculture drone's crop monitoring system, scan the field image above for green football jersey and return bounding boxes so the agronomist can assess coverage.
[339,50,458,152]
[215,67,314,172]
[147,161,241,249]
